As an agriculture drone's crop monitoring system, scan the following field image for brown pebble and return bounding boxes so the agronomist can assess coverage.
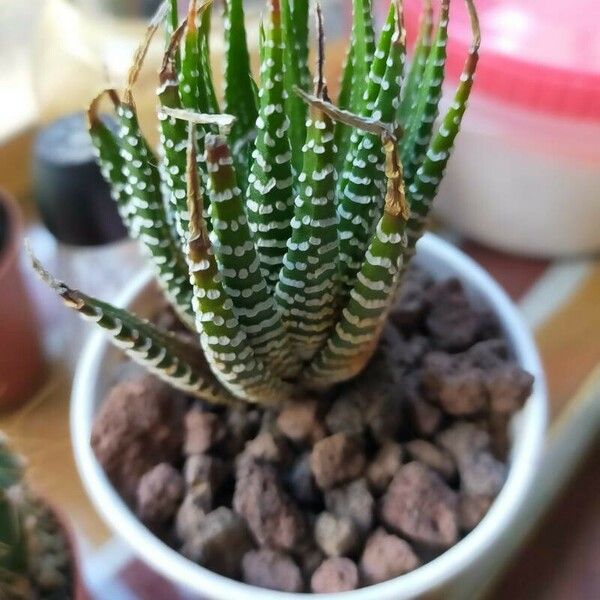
[183,454,229,492]
[241,432,289,465]
[366,441,404,494]
[311,557,359,593]
[91,375,185,504]
[467,339,508,370]
[175,483,213,542]
[380,462,459,548]
[325,397,364,436]
[233,461,306,551]
[425,279,480,351]
[314,512,360,557]
[383,324,430,368]
[224,406,261,455]
[136,463,183,525]
[242,549,303,593]
[407,393,443,437]
[360,528,420,584]
[325,478,374,535]
[437,422,506,497]
[405,439,456,481]
[310,433,366,490]
[459,493,494,532]
[389,267,431,327]
[422,351,487,416]
[485,364,533,415]
[181,507,252,579]
[184,409,226,455]
[277,400,325,444]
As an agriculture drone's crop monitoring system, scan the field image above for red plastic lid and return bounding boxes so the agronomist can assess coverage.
[396,0,600,121]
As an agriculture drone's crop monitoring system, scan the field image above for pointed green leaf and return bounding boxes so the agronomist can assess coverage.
[337,43,354,112]
[157,68,194,251]
[405,0,480,250]
[185,129,294,404]
[305,140,410,388]
[29,252,234,405]
[204,134,298,378]
[87,90,134,230]
[281,0,309,174]
[166,0,179,39]
[401,0,450,187]
[335,0,376,168]
[336,3,406,299]
[116,96,195,329]
[275,96,340,362]
[246,1,295,292]
[198,12,220,115]
[398,0,433,125]
[223,0,258,187]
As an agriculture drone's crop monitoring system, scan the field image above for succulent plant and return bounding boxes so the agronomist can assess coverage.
[32,0,480,406]
[0,435,71,599]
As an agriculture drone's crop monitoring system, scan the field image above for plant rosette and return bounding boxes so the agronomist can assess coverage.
[71,234,546,599]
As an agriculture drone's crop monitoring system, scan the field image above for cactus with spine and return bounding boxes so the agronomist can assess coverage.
[32,0,480,407]
[0,436,71,599]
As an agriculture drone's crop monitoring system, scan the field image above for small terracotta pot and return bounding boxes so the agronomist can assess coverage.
[0,189,46,410]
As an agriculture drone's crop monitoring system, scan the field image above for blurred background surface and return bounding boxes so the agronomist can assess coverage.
[0,1,598,598]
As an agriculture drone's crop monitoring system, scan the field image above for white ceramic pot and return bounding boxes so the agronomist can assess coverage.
[71,233,547,600]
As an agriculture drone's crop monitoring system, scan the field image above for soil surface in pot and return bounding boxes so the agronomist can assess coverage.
[91,268,533,593]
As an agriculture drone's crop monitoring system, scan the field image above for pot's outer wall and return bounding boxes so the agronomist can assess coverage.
[0,190,46,409]
[71,233,548,600]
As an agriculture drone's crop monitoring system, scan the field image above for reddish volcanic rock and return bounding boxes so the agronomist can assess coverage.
[181,507,253,578]
[91,375,185,505]
[405,439,456,481]
[325,478,374,535]
[366,441,404,494]
[310,433,366,490]
[136,463,184,525]
[380,462,459,548]
[242,549,303,593]
[233,461,306,551]
[277,399,325,444]
[311,557,359,593]
[184,408,226,455]
[314,512,360,558]
[360,528,420,584]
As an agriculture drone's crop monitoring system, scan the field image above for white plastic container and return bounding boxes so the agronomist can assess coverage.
[71,234,547,600]
[401,0,600,257]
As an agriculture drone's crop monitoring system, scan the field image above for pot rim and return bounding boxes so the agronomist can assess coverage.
[0,188,23,283]
[71,232,547,600]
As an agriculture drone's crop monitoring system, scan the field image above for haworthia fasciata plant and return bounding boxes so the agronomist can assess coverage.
[34,0,480,407]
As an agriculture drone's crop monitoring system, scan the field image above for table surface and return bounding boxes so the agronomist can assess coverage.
[492,440,600,600]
